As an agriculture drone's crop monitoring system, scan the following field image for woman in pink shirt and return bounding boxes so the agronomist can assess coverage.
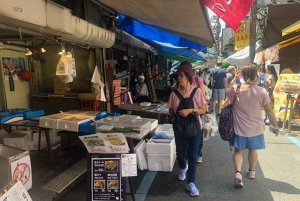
[226,65,279,187]
[168,63,206,196]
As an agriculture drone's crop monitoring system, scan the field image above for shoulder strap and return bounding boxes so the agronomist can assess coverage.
[173,90,184,101]
[232,84,241,108]
[189,88,198,100]
[195,76,200,88]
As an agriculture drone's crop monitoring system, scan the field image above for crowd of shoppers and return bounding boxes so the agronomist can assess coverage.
[166,60,283,196]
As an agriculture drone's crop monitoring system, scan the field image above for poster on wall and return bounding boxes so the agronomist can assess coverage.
[273,74,300,119]
[2,57,26,81]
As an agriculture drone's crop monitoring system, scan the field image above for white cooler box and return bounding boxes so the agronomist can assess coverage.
[4,130,31,149]
[154,124,174,136]
[146,138,176,172]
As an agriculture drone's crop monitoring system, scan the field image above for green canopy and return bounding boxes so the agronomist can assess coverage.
[159,52,203,65]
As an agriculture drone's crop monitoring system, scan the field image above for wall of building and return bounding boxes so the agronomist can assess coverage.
[264,4,300,71]
[0,45,30,109]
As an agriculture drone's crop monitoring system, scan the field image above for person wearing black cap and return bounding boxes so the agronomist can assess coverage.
[168,61,207,197]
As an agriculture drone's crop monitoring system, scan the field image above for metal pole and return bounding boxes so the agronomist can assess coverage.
[249,0,257,63]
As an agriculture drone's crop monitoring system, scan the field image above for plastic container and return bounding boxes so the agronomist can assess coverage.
[154,124,174,136]
[80,100,101,111]
[95,117,151,139]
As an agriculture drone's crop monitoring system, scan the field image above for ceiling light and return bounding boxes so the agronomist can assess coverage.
[25,48,32,56]
[41,47,46,53]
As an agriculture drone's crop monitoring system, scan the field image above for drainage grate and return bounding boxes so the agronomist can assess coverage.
[42,159,87,193]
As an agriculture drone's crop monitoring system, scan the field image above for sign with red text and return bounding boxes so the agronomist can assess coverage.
[280,80,300,94]
[79,133,129,154]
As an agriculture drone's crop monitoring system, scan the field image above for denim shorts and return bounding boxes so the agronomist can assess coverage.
[229,134,265,150]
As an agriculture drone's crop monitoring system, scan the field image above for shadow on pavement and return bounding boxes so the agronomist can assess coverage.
[264,178,300,195]
[145,137,278,201]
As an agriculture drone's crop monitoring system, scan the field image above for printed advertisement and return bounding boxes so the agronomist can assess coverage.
[273,74,300,119]
[2,57,26,80]
[79,133,129,154]
[0,180,32,201]
[91,158,121,201]
[121,154,137,177]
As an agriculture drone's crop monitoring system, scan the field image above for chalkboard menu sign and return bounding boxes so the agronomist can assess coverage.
[88,154,126,201]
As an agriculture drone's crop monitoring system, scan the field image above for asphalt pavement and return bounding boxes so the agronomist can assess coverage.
[59,126,300,201]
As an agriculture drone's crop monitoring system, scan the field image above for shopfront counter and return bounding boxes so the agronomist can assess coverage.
[31,94,80,115]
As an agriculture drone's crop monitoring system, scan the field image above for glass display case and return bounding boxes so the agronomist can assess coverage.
[95,116,152,139]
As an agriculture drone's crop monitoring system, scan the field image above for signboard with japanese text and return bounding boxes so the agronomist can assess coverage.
[234,21,250,51]
[91,158,121,201]
[79,133,129,154]
[87,154,127,201]
[273,74,300,119]
[0,180,32,201]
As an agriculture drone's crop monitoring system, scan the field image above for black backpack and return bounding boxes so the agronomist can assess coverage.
[173,88,201,138]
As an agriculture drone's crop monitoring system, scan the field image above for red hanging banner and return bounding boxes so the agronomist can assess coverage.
[202,0,255,31]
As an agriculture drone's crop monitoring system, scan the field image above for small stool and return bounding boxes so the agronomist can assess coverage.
[80,100,101,111]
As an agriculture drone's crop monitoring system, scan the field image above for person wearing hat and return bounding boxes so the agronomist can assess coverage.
[135,75,152,103]
[168,62,207,197]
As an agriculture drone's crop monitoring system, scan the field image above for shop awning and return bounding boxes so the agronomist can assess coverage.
[225,42,260,67]
[145,40,206,61]
[98,0,214,48]
[118,15,208,52]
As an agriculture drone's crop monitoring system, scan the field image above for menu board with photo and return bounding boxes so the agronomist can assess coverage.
[273,74,300,119]
[91,158,121,201]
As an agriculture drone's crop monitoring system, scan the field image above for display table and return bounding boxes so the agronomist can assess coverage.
[4,120,54,160]
[118,103,170,123]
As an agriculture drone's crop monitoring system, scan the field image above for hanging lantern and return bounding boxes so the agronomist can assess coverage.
[19,70,31,81]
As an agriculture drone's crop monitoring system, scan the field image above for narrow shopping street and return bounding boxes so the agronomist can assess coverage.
[59,125,300,201]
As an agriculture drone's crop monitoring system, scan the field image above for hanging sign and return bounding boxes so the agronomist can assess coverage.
[91,158,121,201]
[121,154,137,177]
[234,21,250,51]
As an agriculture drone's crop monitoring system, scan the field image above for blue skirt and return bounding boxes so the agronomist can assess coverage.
[229,134,265,150]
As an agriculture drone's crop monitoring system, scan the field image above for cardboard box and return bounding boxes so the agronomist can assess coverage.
[53,77,72,94]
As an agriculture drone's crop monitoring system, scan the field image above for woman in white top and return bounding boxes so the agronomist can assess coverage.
[264,65,278,123]
[266,65,278,98]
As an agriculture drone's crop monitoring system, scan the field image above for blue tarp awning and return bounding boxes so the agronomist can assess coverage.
[118,14,208,52]
[144,40,206,61]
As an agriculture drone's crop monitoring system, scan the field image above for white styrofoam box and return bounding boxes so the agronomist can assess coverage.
[57,115,92,132]
[4,130,31,148]
[147,153,176,172]
[32,129,60,141]
[146,137,175,154]
[29,139,61,150]
[155,124,174,136]
[138,118,158,131]
[39,113,72,129]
